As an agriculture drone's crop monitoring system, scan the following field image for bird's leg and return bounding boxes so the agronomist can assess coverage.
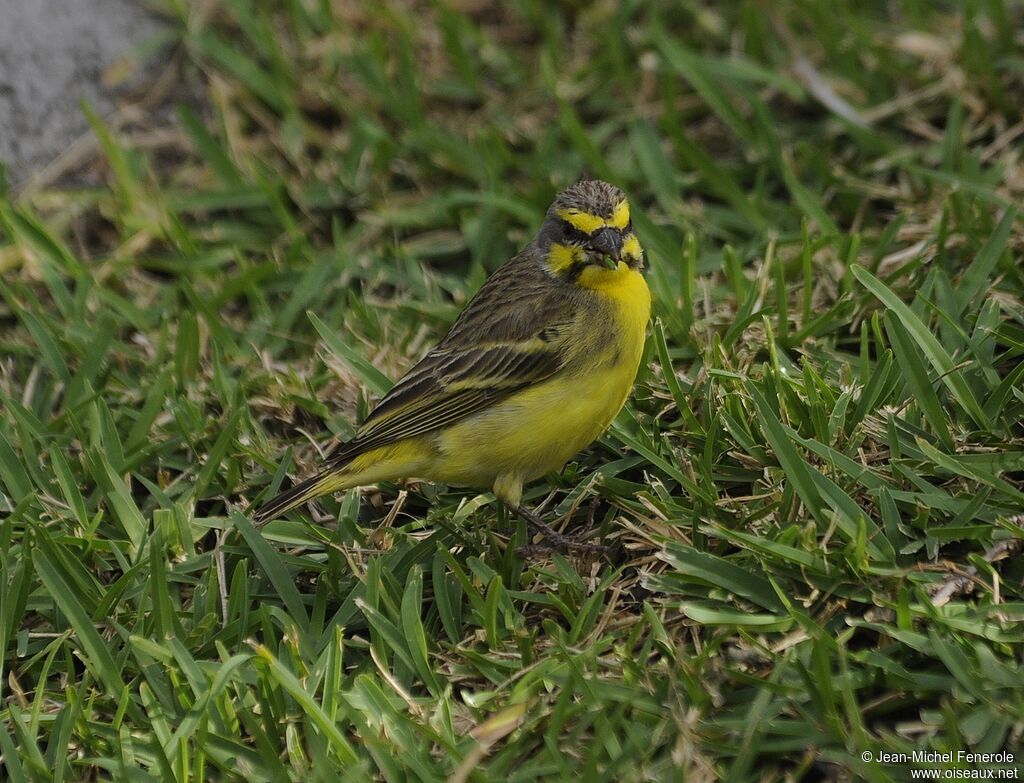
[511,503,606,554]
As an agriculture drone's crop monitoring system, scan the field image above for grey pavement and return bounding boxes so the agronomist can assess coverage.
[0,0,164,186]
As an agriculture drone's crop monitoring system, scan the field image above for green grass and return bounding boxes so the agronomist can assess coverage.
[2,0,1024,780]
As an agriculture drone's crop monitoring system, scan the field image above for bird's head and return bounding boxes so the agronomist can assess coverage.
[536,180,644,280]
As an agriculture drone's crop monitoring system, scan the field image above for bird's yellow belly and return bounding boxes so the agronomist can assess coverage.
[432,367,626,486]
[430,266,650,492]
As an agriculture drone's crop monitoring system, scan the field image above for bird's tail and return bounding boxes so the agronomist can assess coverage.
[251,470,350,526]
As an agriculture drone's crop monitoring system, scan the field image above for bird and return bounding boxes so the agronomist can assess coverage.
[252,180,650,551]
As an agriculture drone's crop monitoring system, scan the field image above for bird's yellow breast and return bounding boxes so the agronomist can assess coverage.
[431,264,650,490]
[576,262,652,342]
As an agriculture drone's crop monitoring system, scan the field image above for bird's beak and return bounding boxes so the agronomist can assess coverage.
[590,227,623,268]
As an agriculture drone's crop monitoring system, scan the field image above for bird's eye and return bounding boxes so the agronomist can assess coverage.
[560,221,588,244]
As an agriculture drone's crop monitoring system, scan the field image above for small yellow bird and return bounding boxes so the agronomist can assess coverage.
[253,180,650,550]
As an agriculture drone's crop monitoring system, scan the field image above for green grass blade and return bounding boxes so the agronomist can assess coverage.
[852,265,992,429]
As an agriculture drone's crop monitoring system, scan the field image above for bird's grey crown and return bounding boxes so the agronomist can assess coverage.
[549,180,626,219]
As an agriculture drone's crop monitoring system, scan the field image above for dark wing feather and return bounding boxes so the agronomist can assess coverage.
[326,249,577,467]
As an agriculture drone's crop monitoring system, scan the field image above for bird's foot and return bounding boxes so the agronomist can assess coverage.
[511,504,606,556]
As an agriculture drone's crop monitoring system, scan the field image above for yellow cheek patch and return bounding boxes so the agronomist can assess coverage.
[622,233,643,261]
[546,242,583,274]
[556,199,631,234]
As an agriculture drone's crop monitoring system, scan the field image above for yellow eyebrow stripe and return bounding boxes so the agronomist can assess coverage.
[556,199,630,234]
[609,199,630,228]
[556,208,606,234]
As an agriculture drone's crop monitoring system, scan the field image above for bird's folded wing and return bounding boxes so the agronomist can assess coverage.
[326,340,565,466]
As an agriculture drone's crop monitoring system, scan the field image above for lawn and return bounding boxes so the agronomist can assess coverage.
[1,1,1023,780]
